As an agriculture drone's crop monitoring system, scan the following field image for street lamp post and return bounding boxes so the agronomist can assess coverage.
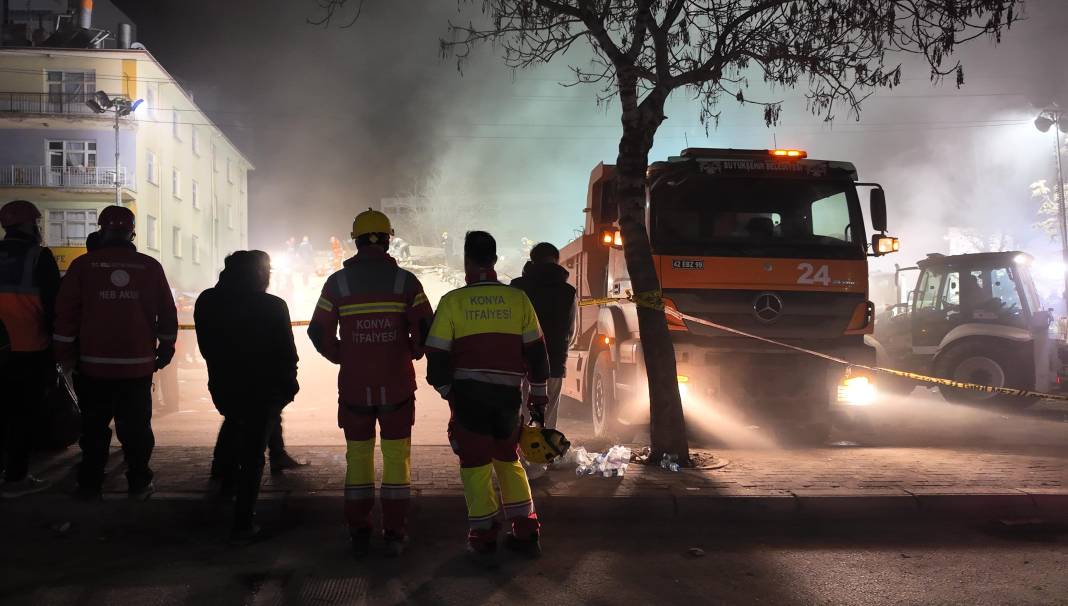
[86,91,143,208]
[1035,108,1068,332]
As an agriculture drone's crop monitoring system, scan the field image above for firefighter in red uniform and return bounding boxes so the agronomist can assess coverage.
[308,209,433,557]
[53,206,178,500]
[0,200,61,498]
[426,230,551,559]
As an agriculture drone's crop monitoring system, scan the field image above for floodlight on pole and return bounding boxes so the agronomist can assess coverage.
[87,90,143,208]
[1036,107,1068,334]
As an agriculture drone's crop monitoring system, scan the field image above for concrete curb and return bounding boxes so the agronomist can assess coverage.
[8,488,1067,524]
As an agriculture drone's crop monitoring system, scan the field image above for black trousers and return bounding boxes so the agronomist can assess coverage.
[211,412,286,477]
[213,404,281,530]
[75,375,154,491]
[0,350,53,481]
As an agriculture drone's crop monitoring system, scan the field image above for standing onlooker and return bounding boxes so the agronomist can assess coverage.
[510,242,576,433]
[196,250,299,542]
[0,200,61,497]
[308,209,433,558]
[53,205,178,501]
[426,230,550,559]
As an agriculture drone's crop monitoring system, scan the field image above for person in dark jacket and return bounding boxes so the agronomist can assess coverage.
[195,250,299,542]
[0,200,61,497]
[510,242,576,432]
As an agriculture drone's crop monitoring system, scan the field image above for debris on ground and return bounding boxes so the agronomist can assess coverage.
[687,547,706,557]
[630,446,652,465]
[660,453,680,472]
[568,445,632,477]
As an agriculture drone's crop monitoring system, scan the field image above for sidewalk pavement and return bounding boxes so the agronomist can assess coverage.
[19,444,1068,522]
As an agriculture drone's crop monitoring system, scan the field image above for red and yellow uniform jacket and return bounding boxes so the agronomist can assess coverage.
[53,241,178,378]
[425,270,550,400]
[0,236,60,352]
[307,247,433,407]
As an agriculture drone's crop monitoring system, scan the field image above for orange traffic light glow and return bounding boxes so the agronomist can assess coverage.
[769,149,807,158]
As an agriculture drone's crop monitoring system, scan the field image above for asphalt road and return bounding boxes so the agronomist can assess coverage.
[3,502,1067,606]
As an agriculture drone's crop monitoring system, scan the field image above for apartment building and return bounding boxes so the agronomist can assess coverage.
[0,46,252,293]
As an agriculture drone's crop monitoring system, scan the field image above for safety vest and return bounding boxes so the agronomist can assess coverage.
[426,276,547,390]
[309,247,433,407]
[0,241,49,351]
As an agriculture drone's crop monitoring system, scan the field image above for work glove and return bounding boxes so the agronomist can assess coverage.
[527,394,549,427]
[155,345,175,370]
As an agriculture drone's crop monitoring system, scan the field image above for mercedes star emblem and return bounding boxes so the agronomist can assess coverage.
[753,292,784,323]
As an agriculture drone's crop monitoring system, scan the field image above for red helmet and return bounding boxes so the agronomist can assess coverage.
[0,200,41,229]
[98,205,135,231]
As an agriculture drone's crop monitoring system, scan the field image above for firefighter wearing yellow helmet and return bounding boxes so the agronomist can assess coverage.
[308,207,433,558]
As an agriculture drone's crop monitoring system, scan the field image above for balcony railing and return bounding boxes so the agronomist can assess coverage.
[0,166,131,190]
[0,92,126,116]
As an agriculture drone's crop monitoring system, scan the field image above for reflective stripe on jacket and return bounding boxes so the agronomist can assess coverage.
[425,275,550,397]
[307,247,433,407]
[53,242,178,378]
[0,239,60,352]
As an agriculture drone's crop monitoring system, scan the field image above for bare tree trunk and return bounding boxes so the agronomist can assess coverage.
[616,73,690,462]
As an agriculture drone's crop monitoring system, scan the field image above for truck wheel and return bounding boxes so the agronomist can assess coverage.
[590,351,621,438]
[934,341,1034,408]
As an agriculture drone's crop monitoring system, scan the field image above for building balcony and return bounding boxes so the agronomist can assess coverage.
[0,92,128,117]
[0,165,133,191]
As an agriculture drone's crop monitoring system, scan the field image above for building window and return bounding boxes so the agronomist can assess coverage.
[147,151,158,185]
[191,127,200,156]
[240,169,246,193]
[46,70,95,104]
[172,108,181,140]
[172,226,182,258]
[172,167,181,199]
[226,157,233,183]
[47,140,97,169]
[227,203,234,229]
[147,215,158,250]
[46,209,97,246]
[211,142,218,172]
[146,84,156,118]
[191,180,200,209]
[192,234,201,264]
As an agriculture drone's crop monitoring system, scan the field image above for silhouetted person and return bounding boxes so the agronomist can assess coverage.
[85,229,101,252]
[510,242,576,432]
[0,200,61,497]
[195,250,299,542]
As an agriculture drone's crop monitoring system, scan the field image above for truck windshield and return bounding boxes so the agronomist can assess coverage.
[650,176,866,259]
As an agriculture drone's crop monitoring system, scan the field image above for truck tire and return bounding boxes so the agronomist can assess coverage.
[934,340,1035,408]
[590,351,622,438]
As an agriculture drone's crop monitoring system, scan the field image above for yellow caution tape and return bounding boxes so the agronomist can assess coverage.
[588,296,1068,402]
[178,320,310,330]
[579,289,664,311]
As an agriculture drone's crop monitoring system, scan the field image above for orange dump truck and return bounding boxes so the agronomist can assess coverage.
[560,148,899,441]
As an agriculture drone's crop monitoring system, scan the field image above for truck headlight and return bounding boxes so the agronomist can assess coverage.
[677,375,689,400]
[837,375,876,406]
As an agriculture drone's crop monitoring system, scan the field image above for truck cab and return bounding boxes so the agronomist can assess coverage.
[872,251,1060,405]
[561,148,898,441]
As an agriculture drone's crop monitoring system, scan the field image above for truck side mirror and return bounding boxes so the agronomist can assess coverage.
[870,188,887,233]
[593,180,619,224]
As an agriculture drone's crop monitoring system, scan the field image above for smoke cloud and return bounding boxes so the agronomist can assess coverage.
[117,0,1068,276]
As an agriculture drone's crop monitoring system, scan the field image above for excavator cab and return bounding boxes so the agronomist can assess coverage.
[872,251,1059,405]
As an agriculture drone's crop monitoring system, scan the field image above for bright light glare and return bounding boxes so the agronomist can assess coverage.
[1014,254,1032,266]
[837,375,877,406]
[677,374,689,400]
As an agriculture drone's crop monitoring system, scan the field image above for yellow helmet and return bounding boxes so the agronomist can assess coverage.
[351,208,393,240]
[519,425,571,465]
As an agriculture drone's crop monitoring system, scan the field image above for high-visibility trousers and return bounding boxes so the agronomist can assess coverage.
[448,399,539,545]
[340,398,414,536]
